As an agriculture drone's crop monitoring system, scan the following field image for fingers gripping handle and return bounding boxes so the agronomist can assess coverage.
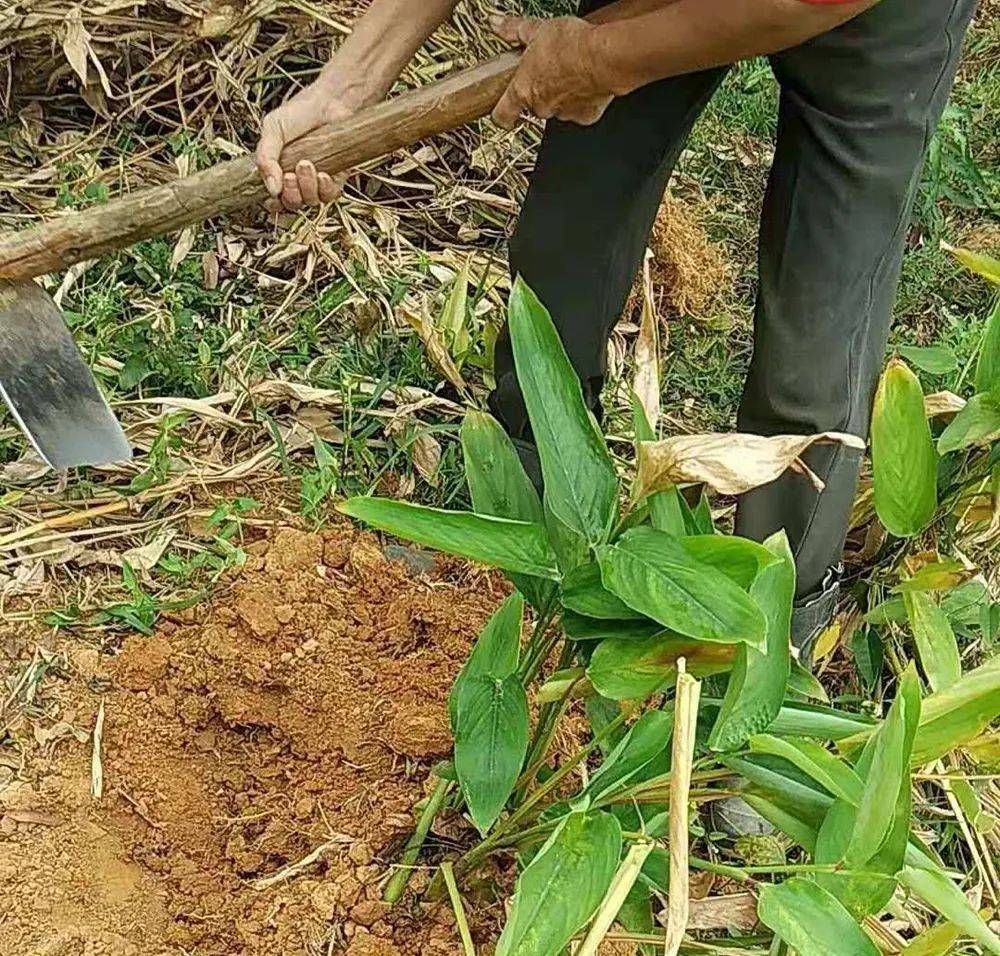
[0,53,519,281]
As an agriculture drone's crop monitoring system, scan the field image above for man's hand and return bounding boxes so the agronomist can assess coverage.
[490,15,615,129]
[256,80,361,211]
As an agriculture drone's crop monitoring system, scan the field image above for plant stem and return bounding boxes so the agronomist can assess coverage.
[516,650,577,800]
[441,861,476,956]
[383,777,451,905]
[689,856,891,884]
[437,709,632,894]
[517,597,561,685]
[663,660,701,956]
[575,839,655,956]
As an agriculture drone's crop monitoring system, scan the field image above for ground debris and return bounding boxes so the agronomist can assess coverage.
[0,526,505,955]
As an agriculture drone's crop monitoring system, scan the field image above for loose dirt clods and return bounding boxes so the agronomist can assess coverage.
[0,527,508,955]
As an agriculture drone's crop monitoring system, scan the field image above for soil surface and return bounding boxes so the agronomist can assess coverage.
[0,526,512,955]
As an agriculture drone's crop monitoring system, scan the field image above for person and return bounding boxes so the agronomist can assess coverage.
[255,0,978,660]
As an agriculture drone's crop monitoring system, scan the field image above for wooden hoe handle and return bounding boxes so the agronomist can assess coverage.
[0,53,519,281]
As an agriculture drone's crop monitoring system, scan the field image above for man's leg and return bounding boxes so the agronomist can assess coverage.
[490,4,726,466]
[735,0,977,633]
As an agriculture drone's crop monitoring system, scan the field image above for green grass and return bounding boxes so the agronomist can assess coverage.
[1,8,996,528]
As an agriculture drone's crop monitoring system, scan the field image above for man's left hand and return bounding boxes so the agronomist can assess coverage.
[490,15,614,129]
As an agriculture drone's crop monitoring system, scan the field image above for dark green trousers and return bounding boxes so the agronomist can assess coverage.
[489,0,978,598]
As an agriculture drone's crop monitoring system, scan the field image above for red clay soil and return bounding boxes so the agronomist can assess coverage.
[0,527,512,955]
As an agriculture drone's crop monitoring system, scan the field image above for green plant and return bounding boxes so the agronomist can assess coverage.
[340,278,1000,955]
[869,242,1000,696]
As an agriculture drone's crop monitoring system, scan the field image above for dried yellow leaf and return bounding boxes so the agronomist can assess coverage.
[636,431,865,499]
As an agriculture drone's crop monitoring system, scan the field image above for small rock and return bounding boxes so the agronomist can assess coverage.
[350,899,387,927]
[310,882,339,920]
[69,646,101,679]
[336,874,362,906]
[382,544,436,576]
[345,929,400,955]
[347,842,373,866]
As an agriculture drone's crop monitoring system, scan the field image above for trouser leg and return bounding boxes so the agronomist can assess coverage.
[489,0,726,455]
[734,0,978,599]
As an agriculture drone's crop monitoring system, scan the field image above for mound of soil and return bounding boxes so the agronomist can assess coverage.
[0,526,510,955]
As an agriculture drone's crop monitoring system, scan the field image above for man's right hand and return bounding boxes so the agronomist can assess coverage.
[256,78,365,211]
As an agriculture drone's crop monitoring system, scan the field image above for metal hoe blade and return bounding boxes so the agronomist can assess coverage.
[0,279,132,470]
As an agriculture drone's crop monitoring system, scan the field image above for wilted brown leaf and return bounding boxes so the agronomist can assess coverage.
[633,250,661,431]
[171,227,196,271]
[121,530,176,572]
[636,431,865,498]
[924,390,967,418]
[410,429,442,486]
[399,303,468,395]
[686,893,758,932]
[61,9,90,85]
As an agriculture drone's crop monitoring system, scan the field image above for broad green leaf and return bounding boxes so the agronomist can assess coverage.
[561,563,643,620]
[872,358,938,537]
[544,498,590,575]
[496,810,622,956]
[462,410,554,608]
[648,486,687,536]
[815,666,921,916]
[911,654,1000,764]
[843,679,910,866]
[616,880,655,956]
[900,864,1000,955]
[722,755,835,833]
[339,498,559,579]
[638,847,670,894]
[788,657,831,701]
[454,674,529,835]
[679,534,780,590]
[766,701,877,740]
[851,626,884,688]
[586,694,626,757]
[895,558,969,594]
[508,278,618,546]
[563,611,662,642]
[588,631,735,700]
[904,591,962,692]
[600,527,766,647]
[449,593,524,726]
[899,921,961,956]
[866,580,989,630]
[583,710,672,802]
[898,344,959,375]
[687,491,716,534]
[865,596,907,626]
[709,531,794,751]
[943,241,1000,284]
[937,387,1000,454]
[742,794,820,853]
[462,411,544,524]
[951,777,996,835]
[632,393,687,537]
[976,298,1000,393]
[748,736,863,804]
[757,878,879,956]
